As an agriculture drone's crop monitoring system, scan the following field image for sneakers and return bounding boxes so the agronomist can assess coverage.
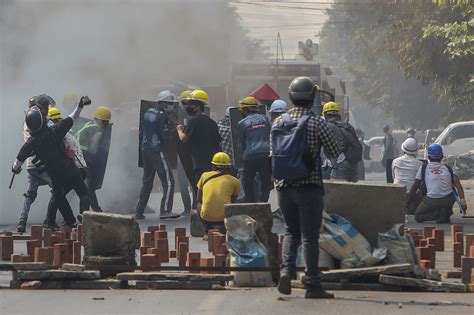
[159,211,181,219]
[17,220,26,233]
[277,273,292,295]
[304,286,335,299]
[42,221,60,231]
[135,213,146,220]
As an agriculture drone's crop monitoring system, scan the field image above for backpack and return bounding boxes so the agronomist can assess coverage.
[332,120,363,163]
[420,162,454,196]
[271,113,317,180]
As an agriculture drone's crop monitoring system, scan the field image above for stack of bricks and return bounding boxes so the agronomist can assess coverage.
[411,226,445,269]
[461,233,474,292]
[452,224,464,268]
[0,232,14,261]
[140,224,170,270]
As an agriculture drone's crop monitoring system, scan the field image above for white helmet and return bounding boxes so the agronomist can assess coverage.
[157,90,179,103]
[269,99,287,113]
[401,138,418,155]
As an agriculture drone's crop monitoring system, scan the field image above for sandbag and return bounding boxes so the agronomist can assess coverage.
[320,211,385,268]
[378,224,418,265]
[225,214,272,287]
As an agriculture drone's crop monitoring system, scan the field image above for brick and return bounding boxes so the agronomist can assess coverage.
[147,248,159,255]
[423,226,435,238]
[155,238,169,263]
[158,224,166,231]
[77,224,83,243]
[178,243,189,268]
[419,239,428,247]
[451,225,464,244]
[453,242,463,268]
[27,240,42,261]
[155,231,167,239]
[30,225,43,243]
[412,235,423,247]
[141,254,160,271]
[186,252,201,268]
[207,229,220,252]
[43,229,52,247]
[428,244,436,267]
[50,235,62,246]
[176,236,189,257]
[54,231,65,243]
[35,247,49,264]
[0,236,14,260]
[169,250,177,258]
[147,226,159,234]
[65,240,74,264]
[467,283,474,293]
[433,229,444,251]
[11,254,25,263]
[200,257,214,274]
[175,227,186,237]
[2,232,13,236]
[419,260,433,269]
[214,254,226,274]
[465,234,474,257]
[416,246,430,261]
[140,246,151,257]
[213,234,226,255]
[53,243,68,267]
[461,257,474,285]
[73,241,81,265]
[141,232,153,247]
[470,246,474,258]
[60,226,72,240]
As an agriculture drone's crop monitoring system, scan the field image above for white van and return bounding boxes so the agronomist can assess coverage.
[432,121,474,157]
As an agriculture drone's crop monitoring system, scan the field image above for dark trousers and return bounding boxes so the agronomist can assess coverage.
[136,149,175,215]
[278,185,324,288]
[242,157,271,202]
[46,167,90,226]
[176,160,191,212]
[415,193,455,223]
[85,174,101,212]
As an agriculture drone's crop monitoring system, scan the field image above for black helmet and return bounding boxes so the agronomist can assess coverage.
[288,76,316,103]
[29,94,56,111]
[25,106,45,133]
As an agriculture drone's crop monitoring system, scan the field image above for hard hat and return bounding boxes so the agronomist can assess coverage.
[25,107,45,132]
[211,152,232,166]
[157,90,179,103]
[239,96,259,108]
[401,138,418,155]
[322,101,340,115]
[94,106,112,121]
[189,90,209,105]
[288,76,316,103]
[179,90,192,101]
[427,143,443,159]
[269,99,287,113]
[29,94,56,109]
[47,107,62,120]
[62,92,78,106]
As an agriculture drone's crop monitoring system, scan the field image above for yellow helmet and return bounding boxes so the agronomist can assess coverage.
[322,101,340,115]
[211,152,232,166]
[94,106,112,121]
[239,96,259,109]
[190,90,209,105]
[47,107,62,120]
[179,90,192,101]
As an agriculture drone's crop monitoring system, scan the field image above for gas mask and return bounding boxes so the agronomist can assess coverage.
[185,105,198,116]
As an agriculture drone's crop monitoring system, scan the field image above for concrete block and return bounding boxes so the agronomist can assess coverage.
[73,241,81,265]
[322,181,406,247]
[62,263,86,271]
[461,257,474,285]
[433,229,444,251]
[30,279,123,289]
[43,229,52,247]
[10,262,48,271]
[225,203,279,281]
[423,227,435,238]
[141,232,153,247]
[53,243,68,267]
[451,225,463,244]
[0,236,14,260]
[82,212,140,266]
[17,270,100,281]
[134,280,214,290]
[116,272,233,282]
[379,275,466,293]
[30,225,43,243]
[26,240,41,261]
[453,242,463,268]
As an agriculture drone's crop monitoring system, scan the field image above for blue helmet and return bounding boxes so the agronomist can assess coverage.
[427,143,443,158]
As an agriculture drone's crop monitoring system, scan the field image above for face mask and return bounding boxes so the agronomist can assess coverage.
[185,106,197,116]
[166,105,175,113]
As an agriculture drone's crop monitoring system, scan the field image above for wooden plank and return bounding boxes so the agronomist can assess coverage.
[133,280,216,290]
[17,270,100,281]
[379,275,466,292]
[116,272,233,282]
[321,264,412,281]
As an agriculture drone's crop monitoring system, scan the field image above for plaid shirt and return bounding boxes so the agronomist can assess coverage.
[218,118,233,160]
[272,107,339,190]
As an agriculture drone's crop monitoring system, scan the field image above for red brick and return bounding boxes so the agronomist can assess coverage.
[200,257,214,274]
[467,284,474,293]
[213,234,226,255]
[423,226,435,238]
[53,243,68,267]
[73,241,81,264]
[214,254,227,274]
[451,225,464,244]
[147,226,159,234]
[169,250,177,258]
[176,236,189,257]
[461,257,474,285]
[141,232,153,247]
[0,236,14,260]
[470,245,474,258]
[43,228,52,247]
[453,242,463,268]
[155,231,167,239]
[186,252,201,269]
[428,244,436,267]
[141,254,160,271]
[64,240,74,264]
[178,243,189,268]
[412,235,423,247]
[175,228,187,250]
[419,260,433,269]
[2,232,13,236]
[30,225,43,243]
[433,229,445,251]
[419,239,428,247]
[35,247,50,264]
[140,246,151,257]
[77,224,83,243]
[155,238,169,263]
[26,240,42,261]
[11,254,24,262]
[416,246,430,261]
[158,224,166,231]
[465,234,474,257]
[60,226,72,240]
[50,235,62,246]
[207,229,220,252]
[147,247,159,255]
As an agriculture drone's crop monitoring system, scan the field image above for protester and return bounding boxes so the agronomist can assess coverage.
[217,107,233,162]
[268,99,287,123]
[408,144,468,223]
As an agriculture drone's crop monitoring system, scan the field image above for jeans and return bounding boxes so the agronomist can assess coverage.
[415,193,454,223]
[19,168,51,222]
[278,185,324,288]
[242,157,271,202]
[331,160,358,182]
[136,149,175,215]
[45,167,90,226]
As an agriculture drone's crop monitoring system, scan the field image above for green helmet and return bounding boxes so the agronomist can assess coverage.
[288,76,316,103]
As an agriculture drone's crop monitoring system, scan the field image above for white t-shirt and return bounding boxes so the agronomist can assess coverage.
[392,154,423,192]
[416,162,454,198]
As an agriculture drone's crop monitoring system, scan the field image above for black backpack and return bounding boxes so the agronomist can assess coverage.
[420,162,454,196]
[333,121,363,163]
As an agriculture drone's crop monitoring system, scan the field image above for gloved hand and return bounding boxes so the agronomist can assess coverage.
[12,166,22,175]
[78,96,91,108]
[461,198,468,212]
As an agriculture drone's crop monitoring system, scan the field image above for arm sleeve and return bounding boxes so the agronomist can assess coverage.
[16,141,34,163]
[415,166,423,180]
[196,174,204,190]
[68,104,84,121]
[53,117,74,139]
[238,121,246,152]
[183,117,197,142]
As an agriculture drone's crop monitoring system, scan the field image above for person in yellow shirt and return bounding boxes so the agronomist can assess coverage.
[197,152,240,234]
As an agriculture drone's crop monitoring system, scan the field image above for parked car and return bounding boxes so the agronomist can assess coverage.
[431,121,474,157]
[420,129,443,158]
